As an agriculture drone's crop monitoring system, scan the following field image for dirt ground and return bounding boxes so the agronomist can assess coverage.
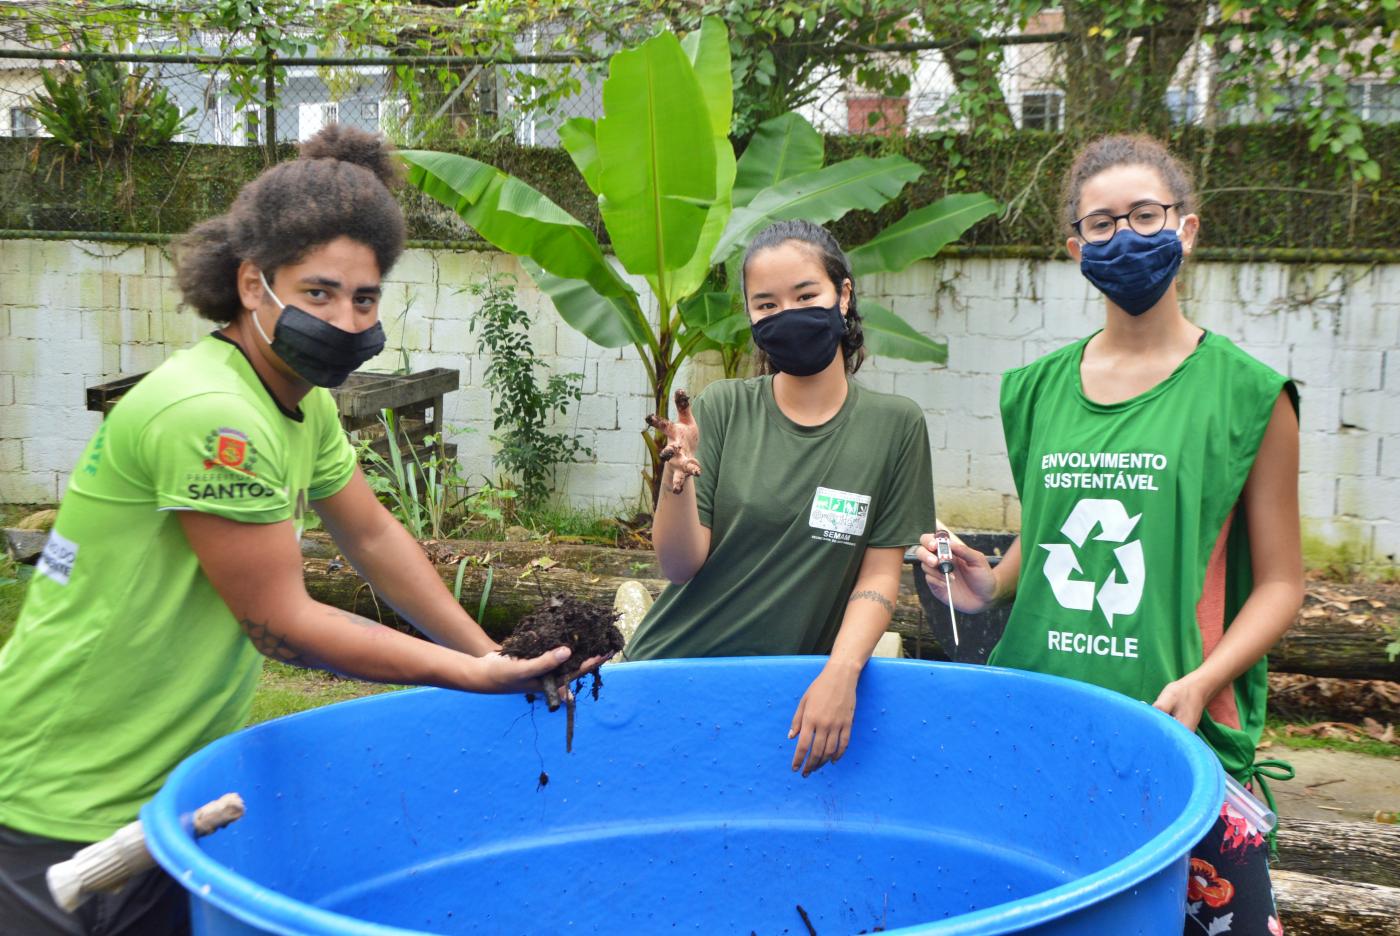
[1266,746,1400,822]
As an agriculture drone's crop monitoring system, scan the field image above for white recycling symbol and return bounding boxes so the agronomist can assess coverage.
[1040,498,1145,628]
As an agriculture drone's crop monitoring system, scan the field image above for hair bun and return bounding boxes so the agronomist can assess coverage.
[299,124,403,189]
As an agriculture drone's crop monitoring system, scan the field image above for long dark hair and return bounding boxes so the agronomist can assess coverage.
[741,220,866,375]
[173,124,406,323]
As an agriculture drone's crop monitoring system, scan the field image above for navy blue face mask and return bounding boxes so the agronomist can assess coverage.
[750,301,845,377]
[255,271,386,387]
[1078,225,1184,316]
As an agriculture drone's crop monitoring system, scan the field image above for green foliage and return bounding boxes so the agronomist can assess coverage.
[30,59,190,161]
[404,19,992,501]
[467,274,591,508]
[1209,0,1398,183]
[355,411,515,540]
[664,0,917,136]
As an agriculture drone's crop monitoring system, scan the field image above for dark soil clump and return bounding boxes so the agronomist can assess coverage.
[500,595,624,752]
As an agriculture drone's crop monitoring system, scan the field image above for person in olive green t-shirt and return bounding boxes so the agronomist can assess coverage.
[628,220,935,779]
[0,127,591,936]
[915,136,1301,936]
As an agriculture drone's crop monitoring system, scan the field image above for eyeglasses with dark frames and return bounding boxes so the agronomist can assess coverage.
[1073,202,1179,244]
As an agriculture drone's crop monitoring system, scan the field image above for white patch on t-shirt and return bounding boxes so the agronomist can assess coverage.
[36,530,79,586]
[808,486,871,538]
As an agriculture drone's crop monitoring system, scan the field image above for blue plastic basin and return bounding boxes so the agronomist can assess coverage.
[143,657,1222,935]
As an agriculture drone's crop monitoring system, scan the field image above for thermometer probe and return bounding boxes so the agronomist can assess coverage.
[934,529,959,649]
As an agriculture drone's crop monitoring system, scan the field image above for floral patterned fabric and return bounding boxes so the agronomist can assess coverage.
[1185,797,1283,935]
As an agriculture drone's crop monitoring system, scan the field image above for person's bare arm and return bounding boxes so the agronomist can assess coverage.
[179,511,570,693]
[789,545,905,776]
[312,468,496,656]
[1152,392,1304,730]
[647,390,710,584]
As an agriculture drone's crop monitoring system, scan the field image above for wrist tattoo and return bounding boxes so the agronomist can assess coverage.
[848,589,895,615]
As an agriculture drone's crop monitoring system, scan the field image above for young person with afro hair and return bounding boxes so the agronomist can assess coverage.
[0,126,594,935]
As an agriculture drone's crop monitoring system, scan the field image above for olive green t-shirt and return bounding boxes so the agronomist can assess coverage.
[0,334,356,841]
[626,376,935,660]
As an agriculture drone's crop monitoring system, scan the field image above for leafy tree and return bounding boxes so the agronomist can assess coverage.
[402,19,997,503]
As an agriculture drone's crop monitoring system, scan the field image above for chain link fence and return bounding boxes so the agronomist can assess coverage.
[3,32,1398,148]
[0,46,607,148]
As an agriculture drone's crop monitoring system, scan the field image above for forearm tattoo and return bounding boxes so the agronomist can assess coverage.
[239,618,309,667]
[238,609,379,670]
[848,589,895,615]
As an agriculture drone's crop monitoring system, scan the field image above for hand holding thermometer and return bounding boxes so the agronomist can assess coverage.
[933,529,959,650]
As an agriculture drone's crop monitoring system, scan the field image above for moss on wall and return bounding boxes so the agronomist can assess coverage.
[2,124,1394,251]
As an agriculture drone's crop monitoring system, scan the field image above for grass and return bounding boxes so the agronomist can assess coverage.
[1262,716,1400,760]
[248,662,400,724]
[477,502,637,545]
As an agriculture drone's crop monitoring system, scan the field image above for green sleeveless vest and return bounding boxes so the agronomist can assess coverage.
[990,332,1295,780]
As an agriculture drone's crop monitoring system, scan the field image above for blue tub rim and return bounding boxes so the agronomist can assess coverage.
[142,657,1224,936]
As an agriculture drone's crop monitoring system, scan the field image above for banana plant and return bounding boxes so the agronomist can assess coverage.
[400,17,998,504]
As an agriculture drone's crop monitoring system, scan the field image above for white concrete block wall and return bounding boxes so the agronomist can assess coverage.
[1,238,1396,561]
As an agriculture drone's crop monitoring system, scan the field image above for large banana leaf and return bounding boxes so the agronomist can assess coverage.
[680,17,731,140]
[848,193,1001,276]
[711,156,923,266]
[732,112,824,208]
[399,150,631,301]
[558,118,601,195]
[521,258,653,352]
[596,30,716,300]
[680,290,751,344]
[668,17,737,304]
[861,300,947,364]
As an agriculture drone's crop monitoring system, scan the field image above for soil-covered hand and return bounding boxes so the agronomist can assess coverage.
[789,661,859,777]
[915,534,998,614]
[646,389,701,495]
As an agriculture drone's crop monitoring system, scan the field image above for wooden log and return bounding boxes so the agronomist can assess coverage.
[294,538,1400,676]
[1274,817,1400,888]
[298,545,928,645]
[1271,611,1400,681]
[299,533,661,579]
[301,558,651,641]
[1273,869,1400,935]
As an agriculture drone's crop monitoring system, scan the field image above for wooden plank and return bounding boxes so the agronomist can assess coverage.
[85,373,148,413]
[330,368,460,418]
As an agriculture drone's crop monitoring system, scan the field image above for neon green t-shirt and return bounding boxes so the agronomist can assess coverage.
[0,334,356,841]
[989,332,1295,779]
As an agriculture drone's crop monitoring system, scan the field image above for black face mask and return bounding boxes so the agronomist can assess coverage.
[255,272,386,387]
[750,301,845,377]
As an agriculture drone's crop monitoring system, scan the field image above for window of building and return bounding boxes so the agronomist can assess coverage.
[297,101,339,141]
[1348,81,1400,124]
[1021,91,1063,131]
[8,107,38,138]
[1166,88,1200,125]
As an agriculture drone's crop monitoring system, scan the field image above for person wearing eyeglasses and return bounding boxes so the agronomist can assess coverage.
[915,135,1301,936]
